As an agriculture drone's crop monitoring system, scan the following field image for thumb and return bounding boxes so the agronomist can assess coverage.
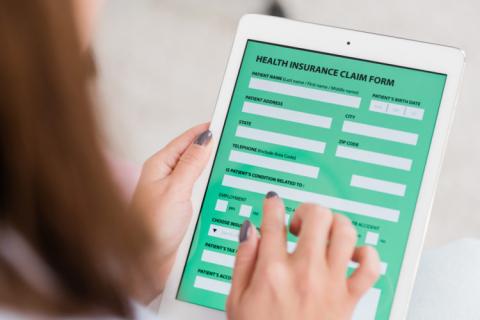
[141,123,209,182]
[228,220,259,308]
[170,129,213,191]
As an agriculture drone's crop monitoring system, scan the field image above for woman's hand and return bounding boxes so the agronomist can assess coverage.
[131,123,213,297]
[227,192,380,320]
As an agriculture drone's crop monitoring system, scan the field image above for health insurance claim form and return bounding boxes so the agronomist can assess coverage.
[177,40,446,320]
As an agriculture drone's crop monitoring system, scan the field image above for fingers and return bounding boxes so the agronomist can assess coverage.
[170,128,213,191]
[142,123,209,181]
[229,221,259,306]
[289,204,333,261]
[347,246,380,299]
[258,192,287,264]
[327,214,357,275]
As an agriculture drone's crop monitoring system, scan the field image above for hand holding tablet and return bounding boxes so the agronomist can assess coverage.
[227,197,380,320]
[130,123,213,299]
[159,14,464,319]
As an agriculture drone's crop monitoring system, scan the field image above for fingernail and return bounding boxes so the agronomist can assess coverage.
[239,220,251,243]
[194,130,212,146]
[265,191,278,199]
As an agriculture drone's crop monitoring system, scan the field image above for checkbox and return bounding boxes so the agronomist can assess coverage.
[239,204,252,217]
[215,199,228,212]
[365,231,379,246]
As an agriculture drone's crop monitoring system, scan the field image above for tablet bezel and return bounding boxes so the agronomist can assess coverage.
[158,14,465,320]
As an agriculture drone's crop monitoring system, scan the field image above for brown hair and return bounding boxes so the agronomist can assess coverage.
[0,0,153,317]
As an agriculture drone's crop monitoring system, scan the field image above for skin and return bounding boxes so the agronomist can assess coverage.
[73,1,381,316]
[73,0,105,47]
[227,199,381,320]
[131,123,214,300]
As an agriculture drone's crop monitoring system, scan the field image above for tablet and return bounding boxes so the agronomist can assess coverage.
[159,14,464,320]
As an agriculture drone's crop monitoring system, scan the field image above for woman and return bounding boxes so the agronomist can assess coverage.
[0,1,380,319]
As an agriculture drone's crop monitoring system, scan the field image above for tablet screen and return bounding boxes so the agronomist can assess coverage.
[177,40,446,319]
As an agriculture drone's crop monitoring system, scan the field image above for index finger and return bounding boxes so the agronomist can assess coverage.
[257,192,287,264]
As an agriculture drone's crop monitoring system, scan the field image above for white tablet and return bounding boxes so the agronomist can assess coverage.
[159,14,465,320]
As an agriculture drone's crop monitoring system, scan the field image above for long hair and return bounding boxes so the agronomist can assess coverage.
[0,0,153,316]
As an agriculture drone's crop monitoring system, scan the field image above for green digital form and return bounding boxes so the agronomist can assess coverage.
[177,40,446,319]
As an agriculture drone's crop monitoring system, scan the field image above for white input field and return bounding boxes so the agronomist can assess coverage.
[239,204,252,217]
[208,224,239,242]
[351,175,407,197]
[336,146,412,171]
[370,99,424,121]
[249,78,361,108]
[201,250,235,268]
[242,101,332,129]
[236,125,326,154]
[229,150,320,178]
[342,121,419,146]
[214,199,228,212]
[352,288,381,320]
[202,245,388,276]
[193,276,231,295]
[365,231,379,246]
[222,175,399,222]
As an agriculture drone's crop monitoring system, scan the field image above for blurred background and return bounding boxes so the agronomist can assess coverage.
[93,0,479,248]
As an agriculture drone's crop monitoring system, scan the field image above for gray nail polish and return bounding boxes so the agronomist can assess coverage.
[194,130,212,146]
[266,191,278,199]
[239,220,251,243]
